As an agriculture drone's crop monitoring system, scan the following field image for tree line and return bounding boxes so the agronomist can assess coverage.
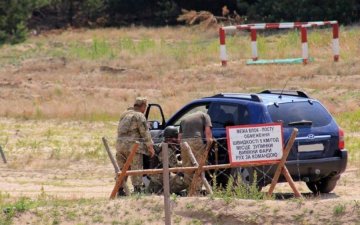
[1,0,359,45]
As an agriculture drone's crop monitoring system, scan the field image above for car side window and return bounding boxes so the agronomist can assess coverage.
[209,103,250,128]
[172,104,209,126]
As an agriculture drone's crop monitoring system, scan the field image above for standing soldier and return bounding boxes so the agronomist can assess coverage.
[179,111,213,192]
[116,97,155,196]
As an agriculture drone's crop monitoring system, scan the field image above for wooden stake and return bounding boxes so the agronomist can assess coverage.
[162,143,172,225]
[183,142,213,195]
[110,142,139,199]
[188,141,212,196]
[0,146,6,164]
[102,137,120,173]
[282,166,302,198]
[268,128,298,197]
[113,161,280,177]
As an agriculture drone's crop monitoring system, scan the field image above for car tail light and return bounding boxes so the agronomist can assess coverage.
[338,128,345,150]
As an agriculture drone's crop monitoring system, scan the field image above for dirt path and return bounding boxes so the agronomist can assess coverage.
[1,134,359,224]
[1,160,360,223]
[2,165,358,225]
[0,161,114,199]
[1,156,359,200]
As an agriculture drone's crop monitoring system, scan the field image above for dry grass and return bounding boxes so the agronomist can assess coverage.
[0,26,359,121]
[0,25,359,166]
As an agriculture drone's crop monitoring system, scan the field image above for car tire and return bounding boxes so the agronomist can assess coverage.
[230,167,262,191]
[306,175,340,194]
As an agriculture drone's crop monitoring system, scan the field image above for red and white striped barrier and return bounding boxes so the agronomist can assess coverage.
[301,27,308,64]
[219,28,227,66]
[219,21,340,65]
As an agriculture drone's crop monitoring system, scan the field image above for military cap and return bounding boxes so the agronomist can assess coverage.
[134,97,147,106]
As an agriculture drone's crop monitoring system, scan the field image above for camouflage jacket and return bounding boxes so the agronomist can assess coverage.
[152,143,180,168]
[117,107,153,152]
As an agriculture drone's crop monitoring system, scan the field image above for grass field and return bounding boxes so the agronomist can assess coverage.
[0,25,360,224]
[0,26,359,120]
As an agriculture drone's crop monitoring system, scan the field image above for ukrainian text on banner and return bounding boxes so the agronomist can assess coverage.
[226,123,284,165]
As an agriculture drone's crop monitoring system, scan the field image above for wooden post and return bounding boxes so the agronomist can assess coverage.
[162,143,172,225]
[113,161,281,177]
[102,137,120,173]
[110,142,139,199]
[268,128,299,197]
[183,142,213,195]
[0,146,6,164]
[188,141,212,196]
[282,166,302,197]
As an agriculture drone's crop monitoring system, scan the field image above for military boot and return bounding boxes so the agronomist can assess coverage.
[117,187,126,197]
[133,186,143,194]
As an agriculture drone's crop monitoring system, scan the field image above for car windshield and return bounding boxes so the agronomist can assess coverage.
[267,101,332,127]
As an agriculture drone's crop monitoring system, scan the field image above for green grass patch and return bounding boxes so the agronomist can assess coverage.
[333,203,346,216]
[345,136,360,162]
[0,191,104,225]
[336,110,360,163]
[336,109,360,133]
[0,195,40,225]
[211,172,272,203]
[69,38,116,60]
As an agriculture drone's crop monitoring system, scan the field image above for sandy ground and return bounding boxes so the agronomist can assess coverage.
[1,156,359,224]
[0,160,359,200]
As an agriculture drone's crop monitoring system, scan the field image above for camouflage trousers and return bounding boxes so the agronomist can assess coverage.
[116,141,145,188]
[146,143,186,194]
[181,138,207,191]
[147,173,187,194]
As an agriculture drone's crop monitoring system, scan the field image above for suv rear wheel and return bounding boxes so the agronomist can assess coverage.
[306,175,340,194]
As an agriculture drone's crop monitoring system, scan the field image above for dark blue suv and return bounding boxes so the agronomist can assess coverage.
[145,90,347,193]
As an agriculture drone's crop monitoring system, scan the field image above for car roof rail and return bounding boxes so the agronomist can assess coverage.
[209,93,262,102]
[259,90,310,98]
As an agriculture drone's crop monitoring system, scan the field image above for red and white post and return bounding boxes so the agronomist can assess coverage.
[250,28,258,61]
[332,23,340,62]
[219,28,227,66]
[301,26,309,64]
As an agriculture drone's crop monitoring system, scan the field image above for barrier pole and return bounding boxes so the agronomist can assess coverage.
[250,28,258,61]
[219,28,227,66]
[332,23,340,62]
[301,27,309,64]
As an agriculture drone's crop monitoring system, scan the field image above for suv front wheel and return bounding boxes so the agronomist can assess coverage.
[306,175,340,194]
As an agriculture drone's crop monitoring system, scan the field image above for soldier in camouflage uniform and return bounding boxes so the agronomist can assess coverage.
[179,111,213,192]
[116,97,155,195]
[146,126,187,194]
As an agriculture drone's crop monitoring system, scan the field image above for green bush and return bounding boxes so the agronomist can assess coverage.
[45,0,106,26]
[1,0,360,45]
[236,0,360,24]
[107,0,180,25]
[0,0,47,45]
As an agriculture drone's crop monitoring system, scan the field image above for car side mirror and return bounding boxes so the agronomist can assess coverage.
[148,121,161,130]
[152,121,159,129]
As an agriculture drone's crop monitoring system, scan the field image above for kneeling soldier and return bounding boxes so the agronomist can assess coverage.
[147,126,187,194]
